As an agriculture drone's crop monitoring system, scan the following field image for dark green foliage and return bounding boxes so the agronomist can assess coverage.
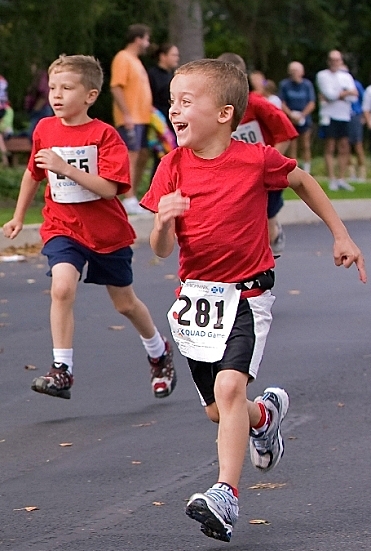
[0,0,371,128]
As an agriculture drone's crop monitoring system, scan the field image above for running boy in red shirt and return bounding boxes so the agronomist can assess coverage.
[3,55,176,400]
[140,59,366,543]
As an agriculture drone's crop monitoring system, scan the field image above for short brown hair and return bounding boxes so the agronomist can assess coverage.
[48,54,104,93]
[175,59,248,131]
[126,24,151,44]
[217,53,246,73]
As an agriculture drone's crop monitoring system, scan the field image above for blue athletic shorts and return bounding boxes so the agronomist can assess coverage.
[320,119,350,140]
[267,190,284,219]
[42,236,133,287]
[187,291,275,406]
[117,124,148,152]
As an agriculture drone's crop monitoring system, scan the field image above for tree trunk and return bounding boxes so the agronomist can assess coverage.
[168,0,205,64]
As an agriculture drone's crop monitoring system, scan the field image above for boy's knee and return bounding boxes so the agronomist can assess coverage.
[205,402,219,423]
[51,281,75,302]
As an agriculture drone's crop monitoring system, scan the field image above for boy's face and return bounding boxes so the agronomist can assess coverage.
[48,69,98,124]
[169,73,227,155]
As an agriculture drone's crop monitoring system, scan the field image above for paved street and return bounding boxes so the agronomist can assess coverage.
[0,220,370,551]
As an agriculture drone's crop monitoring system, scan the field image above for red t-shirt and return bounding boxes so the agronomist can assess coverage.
[29,117,136,253]
[238,91,298,145]
[141,140,296,283]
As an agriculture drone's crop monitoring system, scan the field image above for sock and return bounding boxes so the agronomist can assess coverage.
[214,482,238,498]
[140,329,165,359]
[53,348,73,373]
[251,401,270,434]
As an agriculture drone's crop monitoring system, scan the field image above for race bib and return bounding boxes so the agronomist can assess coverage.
[232,120,265,145]
[167,280,241,362]
[48,145,101,203]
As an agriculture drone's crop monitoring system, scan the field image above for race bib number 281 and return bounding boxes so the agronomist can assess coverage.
[167,280,241,363]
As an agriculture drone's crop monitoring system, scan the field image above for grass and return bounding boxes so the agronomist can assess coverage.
[0,155,370,227]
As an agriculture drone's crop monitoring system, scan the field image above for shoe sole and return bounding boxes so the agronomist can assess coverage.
[154,371,177,399]
[186,497,232,542]
[251,387,289,471]
[31,377,71,399]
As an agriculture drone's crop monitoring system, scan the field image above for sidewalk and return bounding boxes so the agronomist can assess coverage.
[0,199,370,252]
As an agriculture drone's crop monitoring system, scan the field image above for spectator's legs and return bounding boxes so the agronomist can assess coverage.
[287,137,298,160]
[324,137,336,180]
[337,136,350,180]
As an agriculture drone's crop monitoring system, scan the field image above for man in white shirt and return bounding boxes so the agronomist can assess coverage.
[316,50,358,191]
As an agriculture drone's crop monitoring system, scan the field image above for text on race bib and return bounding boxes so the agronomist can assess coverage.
[48,145,101,203]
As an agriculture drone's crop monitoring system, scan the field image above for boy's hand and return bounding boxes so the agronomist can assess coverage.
[157,189,190,230]
[2,219,23,239]
[34,149,68,176]
[334,237,367,283]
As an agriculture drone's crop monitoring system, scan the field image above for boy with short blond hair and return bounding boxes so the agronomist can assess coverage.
[3,54,177,401]
[141,59,366,542]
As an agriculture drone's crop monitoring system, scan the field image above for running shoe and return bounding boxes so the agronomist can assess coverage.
[186,483,239,542]
[148,337,177,398]
[31,362,73,399]
[271,223,286,255]
[336,178,355,191]
[250,387,289,471]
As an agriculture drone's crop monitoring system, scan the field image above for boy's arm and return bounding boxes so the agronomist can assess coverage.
[149,189,190,258]
[34,149,118,199]
[2,169,40,239]
[288,167,367,283]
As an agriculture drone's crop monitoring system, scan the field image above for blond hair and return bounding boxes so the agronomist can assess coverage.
[48,54,104,93]
[175,59,248,131]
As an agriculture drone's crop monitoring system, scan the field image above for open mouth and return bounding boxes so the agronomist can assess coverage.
[174,122,188,132]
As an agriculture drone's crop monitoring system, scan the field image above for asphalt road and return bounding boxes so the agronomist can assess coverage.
[0,220,370,551]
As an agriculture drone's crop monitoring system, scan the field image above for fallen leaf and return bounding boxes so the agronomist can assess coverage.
[288,289,300,295]
[337,402,345,408]
[108,325,125,330]
[0,322,9,327]
[59,442,73,447]
[0,439,5,443]
[0,299,8,303]
[24,364,37,370]
[288,436,297,440]
[164,274,177,280]
[27,279,35,284]
[149,257,162,265]
[132,422,154,427]
[14,506,39,512]
[152,501,165,506]
[248,482,286,490]
[131,460,141,465]
[249,519,270,525]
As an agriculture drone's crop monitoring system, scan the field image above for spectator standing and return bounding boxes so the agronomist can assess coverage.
[279,61,316,174]
[24,64,53,139]
[110,24,152,214]
[0,74,10,166]
[263,79,282,109]
[361,73,371,160]
[147,43,179,176]
[347,73,366,182]
[316,50,358,191]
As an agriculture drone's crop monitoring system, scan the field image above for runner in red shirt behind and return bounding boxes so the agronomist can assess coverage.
[218,53,298,254]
